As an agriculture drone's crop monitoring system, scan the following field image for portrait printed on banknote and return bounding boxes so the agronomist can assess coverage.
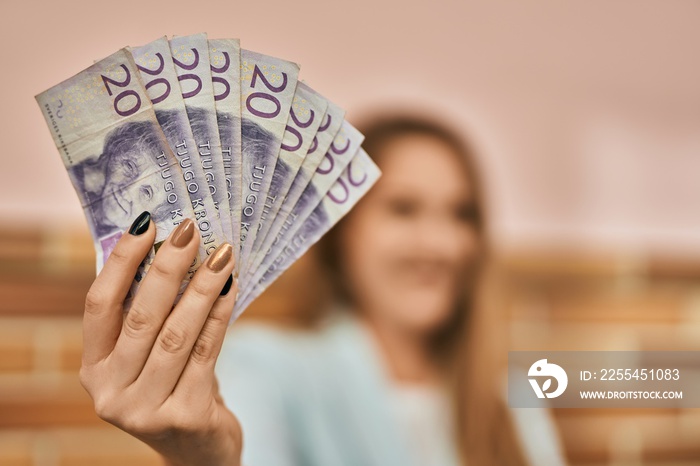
[69,116,191,245]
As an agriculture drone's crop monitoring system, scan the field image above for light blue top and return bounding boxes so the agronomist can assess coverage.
[216,314,461,466]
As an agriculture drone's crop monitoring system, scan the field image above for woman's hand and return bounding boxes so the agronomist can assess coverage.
[79,212,241,466]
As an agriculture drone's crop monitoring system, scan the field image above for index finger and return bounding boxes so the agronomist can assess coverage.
[82,211,155,366]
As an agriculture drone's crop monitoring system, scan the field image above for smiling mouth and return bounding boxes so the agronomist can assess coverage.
[398,263,452,284]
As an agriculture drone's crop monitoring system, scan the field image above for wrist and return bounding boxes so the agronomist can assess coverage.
[158,420,242,466]
[161,441,240,466]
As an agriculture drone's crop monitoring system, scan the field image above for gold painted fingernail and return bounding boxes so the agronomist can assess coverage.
[171,219,195,248]
[207,243,233,272]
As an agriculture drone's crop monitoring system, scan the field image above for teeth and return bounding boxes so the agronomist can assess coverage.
[36,34,382,322]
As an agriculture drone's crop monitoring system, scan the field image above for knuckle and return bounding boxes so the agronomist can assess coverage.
[78,366,93,392]
[206,309,228,330]
[191,331,217,365]
[120,414,150,435]
[150,258,178,281]
[157,325,189,355]
[93,394,117,423]
[93,397,161,437]
[89,391,164,438]
[190,307,230,365]
[119,411,164,438]
[108,242,131,267]
[93,401,109,421]
[187,279,213,302]
[122,305,155,338]
[205,306,231,336]
[84,287,106,316]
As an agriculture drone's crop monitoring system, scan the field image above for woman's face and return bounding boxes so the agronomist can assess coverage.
[339,133,480,336]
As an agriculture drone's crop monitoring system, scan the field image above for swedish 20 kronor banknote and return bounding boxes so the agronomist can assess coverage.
[36,33,380,318]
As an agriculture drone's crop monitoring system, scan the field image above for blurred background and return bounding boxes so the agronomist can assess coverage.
[1,1,700,465]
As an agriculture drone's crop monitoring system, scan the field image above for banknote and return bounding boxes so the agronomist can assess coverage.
[238,49,299,271]
[234,149,381,315]
[239,120,364,298]
[170,33,234,244]
[242,97,345,283]
[35,49,198,292]
[208,39,243,266]
[246,82,329,273]
[130,37,225,257]
[37,36,382,318]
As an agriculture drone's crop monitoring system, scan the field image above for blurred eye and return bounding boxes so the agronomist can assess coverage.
[455,203,478,224]
[386,198,419,217]
[140,185,154,201]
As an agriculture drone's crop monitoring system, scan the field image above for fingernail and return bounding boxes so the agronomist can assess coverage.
[220,274,234,296]
[128,211,151,236]
[208,243,233,272]
[171,218,195,248]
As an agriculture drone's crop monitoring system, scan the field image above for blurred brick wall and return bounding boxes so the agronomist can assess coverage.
[1,228,700,465]
[503,252,700,464]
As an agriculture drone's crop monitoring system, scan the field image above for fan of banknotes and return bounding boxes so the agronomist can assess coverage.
[36,33,380,320]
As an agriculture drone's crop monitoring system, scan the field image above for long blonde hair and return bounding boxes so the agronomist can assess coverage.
[319,113,529,466]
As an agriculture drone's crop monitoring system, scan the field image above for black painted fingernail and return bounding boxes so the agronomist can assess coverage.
[220,274,234,296]
[129,211,151,236]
